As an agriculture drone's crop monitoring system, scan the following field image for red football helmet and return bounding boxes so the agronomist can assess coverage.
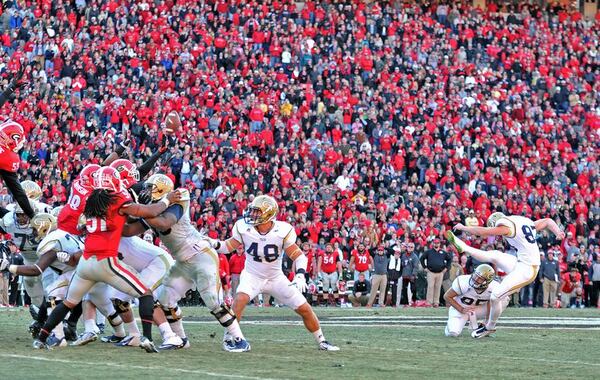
[94,166,123,192]
[109,159,139,189]
[79,164,101,189]
[0,121,25,152]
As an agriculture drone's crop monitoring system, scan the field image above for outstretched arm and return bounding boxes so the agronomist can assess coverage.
[454,223,511,237]
[119,191,181,218]
[213,237,242,254]
[534,218,565,240]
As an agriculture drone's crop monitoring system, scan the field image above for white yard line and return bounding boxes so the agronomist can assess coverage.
[0,354,285,380]
[182,320,600,328]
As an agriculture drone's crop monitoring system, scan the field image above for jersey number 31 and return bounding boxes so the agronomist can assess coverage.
[247,242,279,263]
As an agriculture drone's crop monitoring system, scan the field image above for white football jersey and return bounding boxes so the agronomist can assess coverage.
[232,219,297,279]
[0,211,38,262]
[154,191,204,261]
[451,274,500,308]
[496,215,540,265]
[37,229,83,274]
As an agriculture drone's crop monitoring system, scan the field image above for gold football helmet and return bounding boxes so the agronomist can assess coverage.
[470,264,495,293]
[21,180,42,201]
[31,213,57,242]
[486,212,506,228]
[143,174,174,201]
[243,195,279,226]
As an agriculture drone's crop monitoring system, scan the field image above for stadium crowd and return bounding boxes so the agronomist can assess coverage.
[0,0,598,308]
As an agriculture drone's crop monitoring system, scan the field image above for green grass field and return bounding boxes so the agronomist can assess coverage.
[0,306,598,380]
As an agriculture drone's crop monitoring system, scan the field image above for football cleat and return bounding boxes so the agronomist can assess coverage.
[158,335,184,350]
[223,337,251,353]
[446,231,468,255]
[471,325,495,339]
[181,337,191,349]
[318,341,340,351]
[47,334,68,348]
[115,335,141,347]
[101,334,126,343]
[71,331,98,346]
[32,340,50,350]
[29,320,42,339]
[139,337,159,353]
[63,321,78,341]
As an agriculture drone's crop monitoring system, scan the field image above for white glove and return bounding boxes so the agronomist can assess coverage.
[293,273,307,293]
[205,237,220,250]
[0,258,9,271]
[56,251,70,263]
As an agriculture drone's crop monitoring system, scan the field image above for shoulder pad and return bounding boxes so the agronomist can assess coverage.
[173,189,190,209]
[37,238,61,256]
[496,217,516,237]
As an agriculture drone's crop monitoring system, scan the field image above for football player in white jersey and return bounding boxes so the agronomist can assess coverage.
[443,264,509,337]
[0,198,53,334]
[210,195,339,351]
[123,174,250,352]
[3,213,83,346]
[447,212,564,338]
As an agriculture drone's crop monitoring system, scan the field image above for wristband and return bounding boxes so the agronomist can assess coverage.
[8,265,17,274]
[296,268,306,275]
[160,198,170,208]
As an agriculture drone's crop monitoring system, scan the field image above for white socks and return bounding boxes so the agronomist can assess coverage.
[313,329,325,343]
[126,321,141,336]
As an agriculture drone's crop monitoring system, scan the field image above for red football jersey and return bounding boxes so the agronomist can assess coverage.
[353,251,371,272]
[58,180,91,235]
[0,148,20,172]
[320,251,339,274]
[83,190,131,260]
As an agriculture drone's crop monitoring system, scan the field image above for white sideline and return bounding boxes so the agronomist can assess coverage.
[0,354,283,380]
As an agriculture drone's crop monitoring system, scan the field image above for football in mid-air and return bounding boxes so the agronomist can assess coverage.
[164,111,181,134]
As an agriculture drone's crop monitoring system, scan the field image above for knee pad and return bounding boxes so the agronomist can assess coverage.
[111,298,131,313]
[162,305,182,323]
[210,304,236,328]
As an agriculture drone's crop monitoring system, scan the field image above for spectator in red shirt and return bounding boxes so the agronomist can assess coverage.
[228,245,246,296]
[560,266,583,308]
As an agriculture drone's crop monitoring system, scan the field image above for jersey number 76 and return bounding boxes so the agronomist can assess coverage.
[247,242,279,263]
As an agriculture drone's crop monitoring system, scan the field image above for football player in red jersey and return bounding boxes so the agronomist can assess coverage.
[317,243,343,306]
[33,167,182,353]
[0,120,36,219]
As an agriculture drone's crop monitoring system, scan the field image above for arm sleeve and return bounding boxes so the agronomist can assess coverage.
[282,225,298,250]
[293,253,308,272]
[137,150,164,179]
[451,277,462,294]
[0,170,35,218]
[446,252,452,270]
[162,204,184,222]
[231,221,243,243]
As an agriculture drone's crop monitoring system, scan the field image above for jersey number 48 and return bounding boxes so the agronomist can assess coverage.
[247,242,279,263]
